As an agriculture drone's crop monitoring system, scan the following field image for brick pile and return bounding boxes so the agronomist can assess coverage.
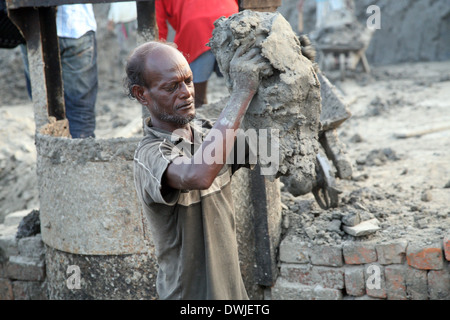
[0,210,47,300]
[1,209,448,300]
[272,234,450,300]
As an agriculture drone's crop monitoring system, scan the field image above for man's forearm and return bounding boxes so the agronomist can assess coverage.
[199,89,256,167]
[166,89,256,190]
[165,44,265,191]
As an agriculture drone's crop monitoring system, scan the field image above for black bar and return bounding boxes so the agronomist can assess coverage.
[39,6,65,120]
[250,164,274,286]
[136,0,158,42]
[6,0,135,10]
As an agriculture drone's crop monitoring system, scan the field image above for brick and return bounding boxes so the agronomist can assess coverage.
[428,265,450,300]
[376,240,408,265]
[0,278,14,300]
[0,226,19,259]
[364,263,386,299]
[279,235,309,264]
[6,256,45,281]
[353,295,384,300]
[271,279,342,300]
[406,242,444,270]
[12,281,47,300]
[312,285,343,300]
[342,219,380,237]
[309,245,343,267]
[344,266,365,297]
[271,278,313,300]
[343,241,377,265]
[444,235,450,261]
[17,235,46,259]
[405,266,428,300]
[280,264,344,289]
[385,265,407,300]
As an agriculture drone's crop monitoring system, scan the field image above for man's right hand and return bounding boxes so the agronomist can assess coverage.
[165,44,270,191]
[229,45,270,95]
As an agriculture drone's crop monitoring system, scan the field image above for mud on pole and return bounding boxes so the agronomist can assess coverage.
[7,5,65,135]
[235,1,284,295]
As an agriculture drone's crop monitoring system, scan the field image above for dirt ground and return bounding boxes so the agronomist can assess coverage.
[281,61,450,246]
[0,3,449,247]
[1,52,449,248]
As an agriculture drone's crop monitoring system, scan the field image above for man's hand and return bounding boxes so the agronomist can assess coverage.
[230,45,270,94]
[164,44,269,191]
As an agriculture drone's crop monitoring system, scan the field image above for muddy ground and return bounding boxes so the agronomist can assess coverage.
[281,61,450,246]
[0,3,449,248]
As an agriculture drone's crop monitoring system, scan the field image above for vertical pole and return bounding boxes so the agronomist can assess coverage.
[8,6,65,134]
[250,164,275,286]
[135,0,158,122]
[136,0,158,45]
[237,0,281,288]
[39,6,65,121]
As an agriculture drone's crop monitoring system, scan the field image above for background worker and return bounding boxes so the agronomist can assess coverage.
[156,0,239,107]
[21,4,98,138]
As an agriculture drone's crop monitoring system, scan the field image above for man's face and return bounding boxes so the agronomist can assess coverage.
[142,47,196,127]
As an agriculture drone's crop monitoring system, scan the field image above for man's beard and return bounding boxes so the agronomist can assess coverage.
[159,112,195,126]
[151,101,196,126]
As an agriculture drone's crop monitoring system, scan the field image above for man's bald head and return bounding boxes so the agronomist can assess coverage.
[125,41,183,100]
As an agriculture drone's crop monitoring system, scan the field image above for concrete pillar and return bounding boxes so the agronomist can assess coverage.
[36,134,281,300]
[36,135,158,299]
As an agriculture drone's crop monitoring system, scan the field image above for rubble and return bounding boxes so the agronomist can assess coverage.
[342,218,380,237]
[209,10,321,195]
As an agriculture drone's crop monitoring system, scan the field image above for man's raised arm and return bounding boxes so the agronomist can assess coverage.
[164,46,269,190]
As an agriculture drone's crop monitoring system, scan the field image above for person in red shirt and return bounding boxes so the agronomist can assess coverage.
[156,0,238,107]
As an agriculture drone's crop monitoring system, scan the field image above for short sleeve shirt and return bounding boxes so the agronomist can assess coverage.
[56,4,97,39]
[156,0,239,63]
[133,117,250,300]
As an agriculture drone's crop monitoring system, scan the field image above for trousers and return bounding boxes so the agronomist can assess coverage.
[22,30,98,138]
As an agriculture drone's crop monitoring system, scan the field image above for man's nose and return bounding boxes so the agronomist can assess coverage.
[179,82,192,98]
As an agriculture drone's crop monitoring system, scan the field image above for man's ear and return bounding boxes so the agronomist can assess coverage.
[132,85,149,106]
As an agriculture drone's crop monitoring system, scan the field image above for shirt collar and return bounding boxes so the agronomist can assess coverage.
[143,117,206,144]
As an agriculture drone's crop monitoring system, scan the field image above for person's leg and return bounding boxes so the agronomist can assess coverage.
[193,81,208,107]
[189,50,216,108]
[121,21,137,63]
[59,31,98,138]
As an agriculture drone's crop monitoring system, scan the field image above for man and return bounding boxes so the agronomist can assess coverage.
[156,0,238,107]
[22,4,98,138]
[127,41,268,299]
[107,1,137,77]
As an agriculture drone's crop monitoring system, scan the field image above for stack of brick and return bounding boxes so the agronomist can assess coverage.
[0,210,47,300]
[272,234,450,300]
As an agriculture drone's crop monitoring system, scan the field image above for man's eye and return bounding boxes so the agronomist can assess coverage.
[167,83,178,92]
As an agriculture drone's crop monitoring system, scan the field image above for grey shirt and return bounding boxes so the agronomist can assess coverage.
[133,117,250,300]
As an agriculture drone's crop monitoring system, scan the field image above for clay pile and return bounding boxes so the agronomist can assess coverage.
[209,10,322,196]
[310,9,373,50]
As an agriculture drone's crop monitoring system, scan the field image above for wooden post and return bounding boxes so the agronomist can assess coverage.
[8,6,65,134]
